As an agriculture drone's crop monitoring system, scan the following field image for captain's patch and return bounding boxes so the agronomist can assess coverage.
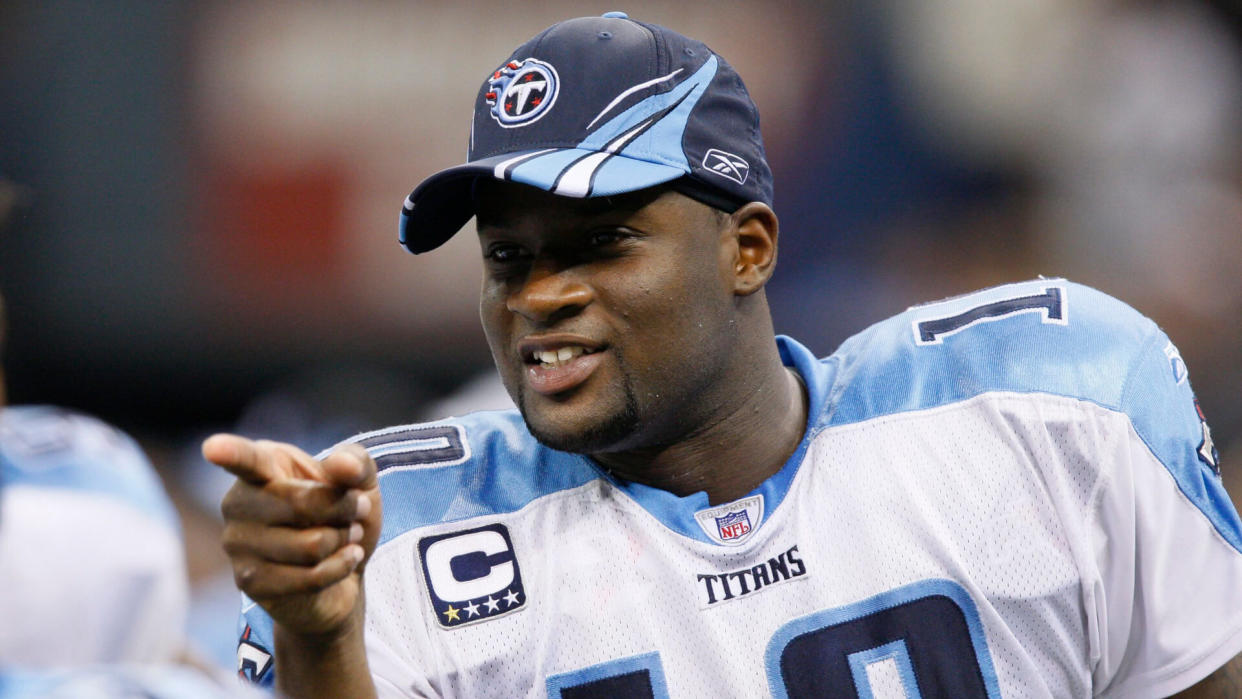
[419,523,526,628]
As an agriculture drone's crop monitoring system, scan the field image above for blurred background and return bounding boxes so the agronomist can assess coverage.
[3,0,1241,671]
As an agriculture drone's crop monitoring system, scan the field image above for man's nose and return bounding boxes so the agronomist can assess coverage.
[505,259,592,324]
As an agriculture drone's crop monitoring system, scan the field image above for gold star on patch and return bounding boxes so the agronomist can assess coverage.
[443,604,460,622]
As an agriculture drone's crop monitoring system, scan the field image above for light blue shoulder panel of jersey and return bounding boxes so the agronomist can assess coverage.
[1118,309,1241,552]
[337,410,604,547]
[819,278,1241,552]
[0,405,178,527]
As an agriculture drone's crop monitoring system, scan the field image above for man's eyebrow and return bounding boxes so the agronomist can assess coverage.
[475,212,510,229]
[476,200,633,228]
[474,204,518,230]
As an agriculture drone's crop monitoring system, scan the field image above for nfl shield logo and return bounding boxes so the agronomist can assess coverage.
[695,494,764,546]
[715,510,752,541]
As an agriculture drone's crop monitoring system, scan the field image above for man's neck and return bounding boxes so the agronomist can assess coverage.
[592,357,808,506]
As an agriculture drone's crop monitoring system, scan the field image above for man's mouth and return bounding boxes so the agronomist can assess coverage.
[530,346,597,367]
[521,343,606,395]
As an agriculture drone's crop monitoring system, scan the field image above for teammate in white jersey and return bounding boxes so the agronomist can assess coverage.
[0,298,190,666]
[205,13,1242,698]
[0,197,249,695]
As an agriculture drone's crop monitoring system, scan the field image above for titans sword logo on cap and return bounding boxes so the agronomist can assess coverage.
[486,59,559,127]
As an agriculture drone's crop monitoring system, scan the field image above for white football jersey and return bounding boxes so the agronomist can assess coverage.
[239,280,1242,697]
[0,406,189,666]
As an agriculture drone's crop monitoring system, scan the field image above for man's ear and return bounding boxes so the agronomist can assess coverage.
[729,202,779,296]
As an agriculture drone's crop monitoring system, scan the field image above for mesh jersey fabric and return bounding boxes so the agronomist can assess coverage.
[238,279,1242,697]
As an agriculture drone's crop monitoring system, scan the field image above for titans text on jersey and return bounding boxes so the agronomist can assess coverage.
[697,544,806,607]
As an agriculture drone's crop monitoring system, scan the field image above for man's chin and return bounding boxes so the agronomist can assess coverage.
[518,395,639,455]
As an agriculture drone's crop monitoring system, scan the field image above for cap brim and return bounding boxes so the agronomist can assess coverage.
[399,148,687,254]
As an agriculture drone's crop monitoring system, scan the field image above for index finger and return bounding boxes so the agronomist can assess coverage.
[202,434,319,485]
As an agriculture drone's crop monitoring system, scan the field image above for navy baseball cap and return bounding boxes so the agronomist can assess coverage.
[399,11,773,254]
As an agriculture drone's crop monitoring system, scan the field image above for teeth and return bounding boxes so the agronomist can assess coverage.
[534,346,587,366]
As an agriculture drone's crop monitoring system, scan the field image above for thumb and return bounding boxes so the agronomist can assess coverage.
[321,443,378,492]
[322,443,382,563]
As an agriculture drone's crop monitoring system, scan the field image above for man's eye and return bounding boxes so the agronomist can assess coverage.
[589,230,627,247]
[485,244,527,263]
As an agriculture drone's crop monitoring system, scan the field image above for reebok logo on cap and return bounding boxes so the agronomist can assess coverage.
[702,149,750,186]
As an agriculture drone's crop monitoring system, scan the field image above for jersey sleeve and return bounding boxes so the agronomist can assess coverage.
[1089,327,1242,697]
[236,595,276,687]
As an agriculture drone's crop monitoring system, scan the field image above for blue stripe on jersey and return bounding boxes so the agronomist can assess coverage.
[819,279,1242,552]
[372,412,602,547]
[0,405,178,527]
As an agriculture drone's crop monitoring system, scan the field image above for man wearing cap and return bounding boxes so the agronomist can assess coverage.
[206,13,1242,698]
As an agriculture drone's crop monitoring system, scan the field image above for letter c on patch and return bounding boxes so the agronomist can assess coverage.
[424,529,515,602]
